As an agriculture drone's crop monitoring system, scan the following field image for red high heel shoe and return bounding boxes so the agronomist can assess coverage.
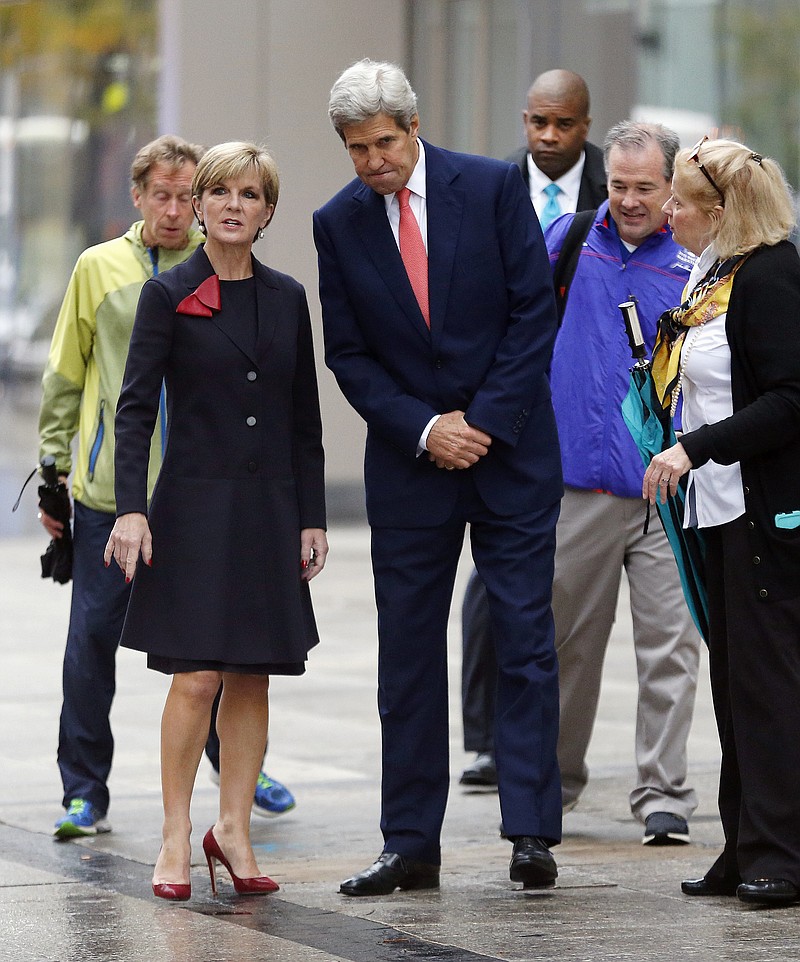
[152,881,191,901]
[202,827,280,896]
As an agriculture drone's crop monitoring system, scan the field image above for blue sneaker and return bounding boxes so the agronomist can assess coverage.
[54,798,111,839]
[209,768,296,818]
[253,771,296,818]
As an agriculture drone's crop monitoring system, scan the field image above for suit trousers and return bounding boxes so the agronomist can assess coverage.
[461,566,497,754]
[371,473,561,865]
[702,515,800,887]
[461,487,701,820]
[60,504,223,815]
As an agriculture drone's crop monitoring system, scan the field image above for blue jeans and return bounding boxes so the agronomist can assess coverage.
[58,502,130,814]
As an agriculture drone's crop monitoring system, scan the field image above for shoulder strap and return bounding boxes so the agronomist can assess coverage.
[552,208,596,323]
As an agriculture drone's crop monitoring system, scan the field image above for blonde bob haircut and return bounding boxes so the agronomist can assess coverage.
[673,139,795,259]
[192,141,280,236]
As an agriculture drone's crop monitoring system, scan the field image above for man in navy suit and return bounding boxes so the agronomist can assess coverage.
[313,59,564,895]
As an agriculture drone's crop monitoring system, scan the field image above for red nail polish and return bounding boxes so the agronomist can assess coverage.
[125,576,131,584]
[104,561,110,568]
[301,560,308,570]
[146,559,153,567]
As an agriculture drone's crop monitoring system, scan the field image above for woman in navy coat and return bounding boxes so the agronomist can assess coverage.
[105,142,327,901]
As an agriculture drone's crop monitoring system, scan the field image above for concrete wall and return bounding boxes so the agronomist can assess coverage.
[158,0,408,518]
[154,0,638,522]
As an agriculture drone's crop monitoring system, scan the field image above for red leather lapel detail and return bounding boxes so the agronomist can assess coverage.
[176,274,221,316]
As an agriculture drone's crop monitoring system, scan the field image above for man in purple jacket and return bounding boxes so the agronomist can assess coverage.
[544,121,701,845]
[462,121,702,846]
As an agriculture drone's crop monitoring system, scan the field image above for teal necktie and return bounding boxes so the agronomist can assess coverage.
[540,183,562,231]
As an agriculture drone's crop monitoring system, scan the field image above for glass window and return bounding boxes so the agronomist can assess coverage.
[410,0,800,190]
[410,0,524,158]
[0,0,157,373]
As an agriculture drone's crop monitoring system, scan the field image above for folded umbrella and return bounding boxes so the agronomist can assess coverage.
[619,300,709,644]
[38,456,73,584]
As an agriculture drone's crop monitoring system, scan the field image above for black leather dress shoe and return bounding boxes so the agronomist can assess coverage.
[737,878,800,906]
[339,853,440,897]
[681,876,738,896]
[509,836,557,889]
[459,752,498,787]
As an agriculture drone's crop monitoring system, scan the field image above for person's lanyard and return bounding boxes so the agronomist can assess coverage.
[147,247,168,456]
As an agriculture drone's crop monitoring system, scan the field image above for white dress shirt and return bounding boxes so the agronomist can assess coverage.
[527,150,586,219]
[382,143,437,454]
[681,245,745,528]
[385,140,427,250]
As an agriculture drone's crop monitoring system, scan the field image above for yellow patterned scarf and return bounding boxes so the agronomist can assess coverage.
[651,253,750,410]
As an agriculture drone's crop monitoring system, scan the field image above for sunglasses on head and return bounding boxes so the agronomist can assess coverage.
[688,136,725,205]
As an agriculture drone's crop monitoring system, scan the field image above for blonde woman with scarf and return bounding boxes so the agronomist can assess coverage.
[644,137,800,907]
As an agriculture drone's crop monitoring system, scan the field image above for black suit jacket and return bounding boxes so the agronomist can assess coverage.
[506,141,607,212]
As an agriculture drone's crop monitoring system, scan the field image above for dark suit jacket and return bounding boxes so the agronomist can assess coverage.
[506,141,607,212]
[114,246,325,663]
[313,140,563,528]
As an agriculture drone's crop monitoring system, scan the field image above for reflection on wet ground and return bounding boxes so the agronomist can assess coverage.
[4,824,498,962]
[4,376,799,961]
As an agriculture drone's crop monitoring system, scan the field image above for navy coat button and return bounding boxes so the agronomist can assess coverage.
[753,556,761,565]
[247,370,258,381]
[246,416,257,426]
[759,588,768,598]
[248,461,258,473]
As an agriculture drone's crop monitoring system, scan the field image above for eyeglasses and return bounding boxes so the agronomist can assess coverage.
[688,136,725,205]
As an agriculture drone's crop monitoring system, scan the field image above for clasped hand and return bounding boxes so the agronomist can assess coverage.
[427,410,492,470]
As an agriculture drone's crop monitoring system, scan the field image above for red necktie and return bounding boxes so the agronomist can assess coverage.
[397,187,430,327]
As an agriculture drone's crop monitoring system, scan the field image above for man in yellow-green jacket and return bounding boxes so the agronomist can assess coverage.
[39,135,205,838]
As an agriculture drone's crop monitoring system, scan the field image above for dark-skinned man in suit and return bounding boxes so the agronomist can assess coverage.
[461,68,608,789]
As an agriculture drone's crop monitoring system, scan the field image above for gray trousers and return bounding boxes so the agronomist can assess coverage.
[461,486,701,821]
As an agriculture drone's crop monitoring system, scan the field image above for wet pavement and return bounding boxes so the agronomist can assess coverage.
[2,379,800,960]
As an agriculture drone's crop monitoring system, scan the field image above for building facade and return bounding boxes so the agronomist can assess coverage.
[2,0,798,515]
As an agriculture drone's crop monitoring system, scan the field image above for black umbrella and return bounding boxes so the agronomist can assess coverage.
[37,456,73,584]
[619,299,709,644]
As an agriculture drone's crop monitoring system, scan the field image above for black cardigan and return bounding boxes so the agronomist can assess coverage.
[680,241,800,601]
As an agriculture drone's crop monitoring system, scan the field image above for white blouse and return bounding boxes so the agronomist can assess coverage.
[681,246,746,528]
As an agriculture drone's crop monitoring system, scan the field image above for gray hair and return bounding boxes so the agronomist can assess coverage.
[328,59,418,141]
[603,121,680,181]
